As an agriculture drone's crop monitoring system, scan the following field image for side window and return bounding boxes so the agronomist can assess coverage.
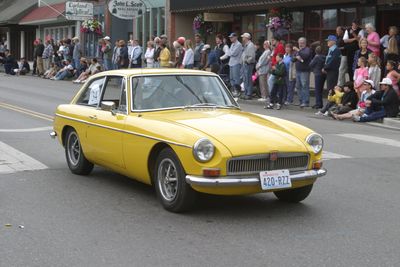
[76,77,105,107]
[101,76,127,113]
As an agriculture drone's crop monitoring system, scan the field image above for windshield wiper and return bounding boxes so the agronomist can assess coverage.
[184,103,240,109]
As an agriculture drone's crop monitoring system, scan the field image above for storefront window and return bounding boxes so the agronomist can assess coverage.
[339,8,356,27]
[360,6,376,26]
[291,12,304,33]
[309,10,321,28]
[323,9,337,29]
[241,14,267,43]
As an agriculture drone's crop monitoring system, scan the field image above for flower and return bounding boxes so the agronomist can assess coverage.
[81,18,102,35]
[193,14,204,31]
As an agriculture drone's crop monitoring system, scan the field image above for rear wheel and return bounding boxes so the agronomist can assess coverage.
[273,184,313,203]
[65,128,94,175]
[154,148,196,212]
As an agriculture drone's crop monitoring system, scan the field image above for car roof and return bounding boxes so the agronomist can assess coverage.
[90,68,219,79]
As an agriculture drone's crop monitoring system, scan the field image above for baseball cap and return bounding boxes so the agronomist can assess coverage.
[228,32,237,38]
[380,77,393,85]
[326,35,337,42]
[241,32,251,39]
[103,36,111,40]
[363,79,374,88]
[160,34,168,39]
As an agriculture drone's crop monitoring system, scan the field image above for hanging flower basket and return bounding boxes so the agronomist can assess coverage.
[81,18,102,35]
[266,8,293,38]
[193,14,204,34]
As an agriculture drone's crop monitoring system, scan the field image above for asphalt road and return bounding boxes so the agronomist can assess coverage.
[1,74,400,267]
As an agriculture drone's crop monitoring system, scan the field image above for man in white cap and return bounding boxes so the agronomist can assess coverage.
[102,36,112,70]
[354,77,399,122]
[228,32,243,96]
[240,32,256,100]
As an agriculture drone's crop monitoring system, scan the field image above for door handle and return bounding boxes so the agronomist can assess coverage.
[89,115,97,120]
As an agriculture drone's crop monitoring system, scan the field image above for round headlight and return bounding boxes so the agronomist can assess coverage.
[306,133,324,154]
[193,138,215,162]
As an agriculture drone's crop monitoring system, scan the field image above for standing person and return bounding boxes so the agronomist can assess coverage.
[200,44,210,70]
[57,40,65,64]
[344,20,362,81]
[129,39,142,68]
[112,40,120,70]
[355,78,399,122]
[266,54,286,110]
[63,39,72,61]
[159,43,171,68]
[353,39,372,73]
[102,36,113,71]
[309,46,326,109]
[210,34,225,73]
[173,40,184,68]
[36,39,45,76]
[182,39,194,69]
[353,57,369,98]
[72,37,82,71]
[368,53,381,90]
[228,33,243,96]
[240,33,256,100]
[283,43,295,105]
[384,37,400,69]
[32,39,39,75]
[294,37,313,107]
[365,23,380,57]
[256,40,272,102]
[268,36,285,94]
[153,37,162,68]
[160,34,168,46]
[118,40,129,69]
[336,26,348,86]
[42,39,54,74]
[385,60,400,94]
[193,34,204,69]
[219,36,231,75]
[322,35,341,94]
[144,41,155,68]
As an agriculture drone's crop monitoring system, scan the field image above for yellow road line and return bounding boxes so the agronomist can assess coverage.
[0,102,54,122]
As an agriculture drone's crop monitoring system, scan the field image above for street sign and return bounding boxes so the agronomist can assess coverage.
[108,0,144,20]
[65,1,94,21]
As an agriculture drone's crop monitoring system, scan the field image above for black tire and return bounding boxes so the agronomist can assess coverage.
[65,128,94,175]
[154,147,196,213]
[273,184,313,203]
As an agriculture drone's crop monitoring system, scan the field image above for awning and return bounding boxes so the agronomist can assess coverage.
[20,3,66,25]
[0,0,37,25]
[170,0,297,13]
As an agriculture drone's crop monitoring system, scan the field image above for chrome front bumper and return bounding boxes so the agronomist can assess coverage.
[186,169,327,187]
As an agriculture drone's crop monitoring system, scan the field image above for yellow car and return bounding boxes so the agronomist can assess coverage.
[51,69,326,212]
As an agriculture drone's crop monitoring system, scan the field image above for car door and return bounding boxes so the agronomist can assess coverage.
[86,75,128,169]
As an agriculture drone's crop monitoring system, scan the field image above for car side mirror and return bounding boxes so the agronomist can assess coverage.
[100,101,116,113]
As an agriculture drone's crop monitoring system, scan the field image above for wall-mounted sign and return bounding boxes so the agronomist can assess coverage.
[108,0,144,20]
[204,13,234,22]
[65,1,93,21]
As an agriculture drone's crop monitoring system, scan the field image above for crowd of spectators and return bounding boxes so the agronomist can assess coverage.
[1,20,399,122]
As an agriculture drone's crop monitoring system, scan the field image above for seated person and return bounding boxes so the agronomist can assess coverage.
[0,49,17,75]
[73,58,101,83]
[13,57,30,75]
[74,57,88,78]
[51,59,74,81]
[334,80,375,120]
[330,81,358,115]
[315,85,344,116]
[354,78,399,122]
[43,62,59,79]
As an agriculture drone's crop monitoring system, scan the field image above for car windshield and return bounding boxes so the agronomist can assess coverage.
[131,75,238,110]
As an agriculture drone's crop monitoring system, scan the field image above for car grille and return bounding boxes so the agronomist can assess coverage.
[227,153,309,175]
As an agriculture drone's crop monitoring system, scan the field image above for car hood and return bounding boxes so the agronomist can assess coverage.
[149,109,309,156]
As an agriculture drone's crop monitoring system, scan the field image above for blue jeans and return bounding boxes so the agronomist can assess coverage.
[184,64,193,69]
[285,76,296,103]
[55,70,72,80]
[359,108,386,122]
[271,83,285,104]
[314,74,326,107]
[296,71,310,105]
[229,64,241,88]
[268,75,275,94]
[103,58,112,71]
[242,63,254,96]
[73,58,80,71]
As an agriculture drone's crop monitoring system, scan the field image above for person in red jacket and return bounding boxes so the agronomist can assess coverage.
[268,36,286,96]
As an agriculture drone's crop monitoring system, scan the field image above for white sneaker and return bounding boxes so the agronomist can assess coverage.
[323,111,329,117]
[257,98,267,102]
[315,111,323,116]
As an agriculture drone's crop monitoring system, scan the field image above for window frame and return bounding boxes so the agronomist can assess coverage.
[99,75,129,115]
[75,76,106,108]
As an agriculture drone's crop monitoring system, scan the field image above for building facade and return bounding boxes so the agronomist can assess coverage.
[169,0,400,45]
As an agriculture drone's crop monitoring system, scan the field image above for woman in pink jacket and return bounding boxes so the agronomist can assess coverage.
[366,23,380,57]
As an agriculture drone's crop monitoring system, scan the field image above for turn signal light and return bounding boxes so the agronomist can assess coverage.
[312,161,323,170]
[203,168,221,177]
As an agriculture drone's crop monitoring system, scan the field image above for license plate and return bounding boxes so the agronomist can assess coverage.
[260,169,292,190]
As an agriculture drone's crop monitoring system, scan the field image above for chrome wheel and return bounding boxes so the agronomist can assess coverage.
[157,158,179,201]
[67,131,81,166]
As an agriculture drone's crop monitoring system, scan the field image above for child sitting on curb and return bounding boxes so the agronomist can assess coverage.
[315,85,344,116]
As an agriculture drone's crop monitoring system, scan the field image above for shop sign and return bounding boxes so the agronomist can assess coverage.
[204,13,234,22]
[65,1,93,21]
[108,0,145,20]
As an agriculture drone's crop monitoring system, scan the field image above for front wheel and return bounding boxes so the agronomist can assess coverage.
[273,184,313,203]
[65,128,94,175]
[154,148,196,213]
